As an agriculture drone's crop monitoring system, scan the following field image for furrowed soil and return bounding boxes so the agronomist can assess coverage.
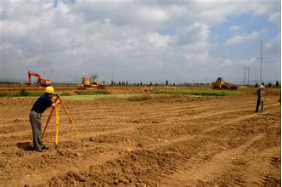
[0,90,280,186]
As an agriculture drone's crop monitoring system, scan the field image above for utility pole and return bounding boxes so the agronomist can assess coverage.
[244,66,246,85]
[260,40,263,84]
[247,66,250,85]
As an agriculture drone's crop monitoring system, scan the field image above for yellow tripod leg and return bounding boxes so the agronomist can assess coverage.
[59,98,82,141]
[42,98,59,139]
[70,121,81,141]
[55,104,60,148]
[42,107,54,139]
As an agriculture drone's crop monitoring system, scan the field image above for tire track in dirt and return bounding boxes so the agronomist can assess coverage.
[0,97,274,130]
[160,134,266,186]
[1,145,121,186]
[38,122,257,186]
[134,99,258,119]
[203,104,281,133]
[132,102,280,138]
[37,100,280,186]
[0,95,280,185]
[156,106,281,186]
[129,99,277,125]
[0,110,256,145]
[0,101,278,148]
[240,147,281,186]
[134,105,280,151]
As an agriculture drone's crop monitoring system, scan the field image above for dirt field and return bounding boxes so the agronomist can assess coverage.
[0,88,280,186]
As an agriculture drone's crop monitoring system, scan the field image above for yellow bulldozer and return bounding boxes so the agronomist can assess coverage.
[77,77,106,90]
[211,77,237,90]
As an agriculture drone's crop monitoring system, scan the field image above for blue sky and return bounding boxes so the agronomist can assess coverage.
[0,0,280,84]
[54,0,76,7]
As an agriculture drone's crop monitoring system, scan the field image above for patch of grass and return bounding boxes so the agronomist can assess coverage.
[61,95,108,101]
[0,89,106,98]
[0,90,70,97]
[0,91,27,97]
[156,89,238,96]
[25,91,44,97]
[75,90,110,95]
[19,89,29,96]
[57,92,72,96]
[0,89,43,97]
[61,94,141,101]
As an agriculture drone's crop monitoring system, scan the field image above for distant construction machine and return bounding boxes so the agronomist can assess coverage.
[27,71,52,87]
[77,77,105,90]
[211,77,237,90]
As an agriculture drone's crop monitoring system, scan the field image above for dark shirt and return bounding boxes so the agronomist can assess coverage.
[257,88,265,98]
[257,88,265,100]
[31,94,53,113]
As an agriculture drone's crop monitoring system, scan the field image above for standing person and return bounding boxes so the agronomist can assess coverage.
[279,90,281,106]
[29,86,60,152]
[255,85,265,112]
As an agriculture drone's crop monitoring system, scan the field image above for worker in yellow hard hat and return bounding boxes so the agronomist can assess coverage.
[44,86,55,94]
[29,86,60,152]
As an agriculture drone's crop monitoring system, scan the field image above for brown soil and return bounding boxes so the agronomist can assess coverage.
[0,91,280,186]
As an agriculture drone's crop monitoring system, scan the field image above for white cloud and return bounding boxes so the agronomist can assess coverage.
[138,7,168,23]
[229,25,242,33]
[148,33,172,48]
[268,12,281,24]
[0,0,280,83]
[224,32,259,46]
[175,23,209,45]
[0,42,13,51]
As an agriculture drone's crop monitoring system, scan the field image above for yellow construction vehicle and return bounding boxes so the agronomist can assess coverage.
[77,77,106,90]
[211,77,237,90]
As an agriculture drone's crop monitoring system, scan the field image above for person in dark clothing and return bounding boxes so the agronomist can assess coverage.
[255,85,265,112]
[29,86,60,152]
[279,90,281,106]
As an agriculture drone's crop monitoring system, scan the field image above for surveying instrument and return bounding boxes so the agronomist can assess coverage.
[42,93,81,148]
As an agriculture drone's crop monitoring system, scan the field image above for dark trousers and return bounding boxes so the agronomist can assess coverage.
[255,98,264,112]
[29,111,44,151]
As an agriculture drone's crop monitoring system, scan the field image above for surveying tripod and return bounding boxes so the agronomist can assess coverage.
[42,94,81,148]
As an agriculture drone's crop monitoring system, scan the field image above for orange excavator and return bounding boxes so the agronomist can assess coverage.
[27,71,52,86]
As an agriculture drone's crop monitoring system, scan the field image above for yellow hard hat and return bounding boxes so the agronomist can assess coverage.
[45,86,55,94]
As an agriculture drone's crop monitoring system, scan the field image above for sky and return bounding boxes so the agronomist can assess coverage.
[0,0,280,84]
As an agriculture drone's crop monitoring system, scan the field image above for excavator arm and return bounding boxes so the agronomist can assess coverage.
[27,71,52,86]
[28,71,42,85]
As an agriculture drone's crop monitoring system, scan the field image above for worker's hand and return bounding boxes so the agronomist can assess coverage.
[51,103,57,108]
[55,99,61,104]
[51,98,61,108]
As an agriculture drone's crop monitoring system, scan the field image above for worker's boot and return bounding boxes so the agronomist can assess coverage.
[41,145,48,150]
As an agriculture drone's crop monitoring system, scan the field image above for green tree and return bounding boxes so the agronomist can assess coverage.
[19,89,29,96]
[165,80,169,86]
[276,80,280,87]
